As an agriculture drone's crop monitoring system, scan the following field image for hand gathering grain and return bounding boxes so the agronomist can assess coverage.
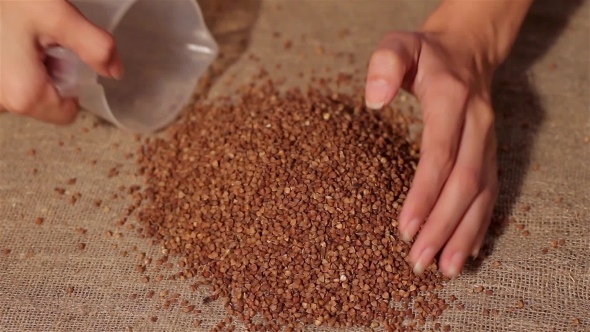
[132,80,446,330]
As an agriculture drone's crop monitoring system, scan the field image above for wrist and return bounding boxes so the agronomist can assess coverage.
[420,0,533,69]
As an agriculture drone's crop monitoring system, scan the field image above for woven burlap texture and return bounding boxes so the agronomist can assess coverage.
[1,1,588,331]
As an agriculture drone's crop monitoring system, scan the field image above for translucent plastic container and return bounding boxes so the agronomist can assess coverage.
[45,0,218,133]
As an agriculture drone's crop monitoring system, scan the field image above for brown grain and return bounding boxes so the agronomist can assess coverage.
[183,305,196,313]
[77,243,86,250]
[130,77,444,329]
[35,217,44,225]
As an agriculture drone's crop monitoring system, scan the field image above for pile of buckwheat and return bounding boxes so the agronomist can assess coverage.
[134,78,449,331]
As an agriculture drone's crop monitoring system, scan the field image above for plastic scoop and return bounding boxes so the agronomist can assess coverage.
[45,0,218,133]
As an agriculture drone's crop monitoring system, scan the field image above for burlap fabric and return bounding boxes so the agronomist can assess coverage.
[1,1,588,331]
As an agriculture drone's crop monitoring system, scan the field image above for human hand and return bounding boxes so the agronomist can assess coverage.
[0,0,123,124]
[364,30,499,278]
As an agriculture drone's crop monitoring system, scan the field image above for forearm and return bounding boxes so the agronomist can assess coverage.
[421,0,534,67]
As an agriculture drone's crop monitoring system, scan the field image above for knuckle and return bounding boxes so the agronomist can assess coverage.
[480,109,495,128]
[370,47,402,67]
[435,73,469,99]
[455,167,482,196]
[425,144,455,175]
[45,3,77,33]
[470,99,495,128]
[87,31,116,64]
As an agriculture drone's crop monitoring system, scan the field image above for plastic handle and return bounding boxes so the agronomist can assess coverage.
[45,47,83,98]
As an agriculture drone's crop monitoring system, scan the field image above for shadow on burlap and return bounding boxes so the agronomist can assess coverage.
[0,1,588,331]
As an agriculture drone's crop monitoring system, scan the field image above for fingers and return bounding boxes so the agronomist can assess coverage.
[469,200,495,259]
[470,158,499,258]
[24,88,79,125]
[398,74,468,241]
[438,182,495,277]
[0,32,78,124]
[365,33,420,109]
[407,98,494,276]
[38,2,123,79]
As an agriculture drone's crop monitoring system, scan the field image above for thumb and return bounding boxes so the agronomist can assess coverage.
[365,32,420,110]
[40,3,123,79]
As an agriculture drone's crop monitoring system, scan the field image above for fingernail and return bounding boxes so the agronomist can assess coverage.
[447,252,465,278]
[365,79,389,109]
[471,248,480,259]
[402,218,421,242]
[109,65,122,80]
[109,52,124,80]
[413,247,434,275]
